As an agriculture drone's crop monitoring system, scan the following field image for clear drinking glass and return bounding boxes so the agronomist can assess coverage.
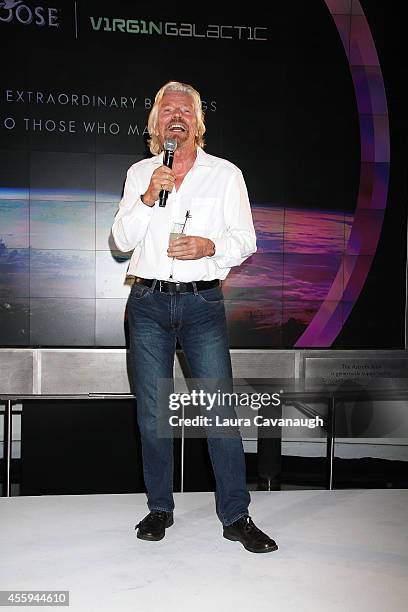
[169,222,185,245]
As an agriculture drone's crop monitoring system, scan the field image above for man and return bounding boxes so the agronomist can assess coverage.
[112,80,278,554]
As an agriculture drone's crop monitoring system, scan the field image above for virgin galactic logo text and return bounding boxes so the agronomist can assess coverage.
[0,0,59,27]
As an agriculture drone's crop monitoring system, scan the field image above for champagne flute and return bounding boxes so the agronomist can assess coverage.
[168,211,191,280]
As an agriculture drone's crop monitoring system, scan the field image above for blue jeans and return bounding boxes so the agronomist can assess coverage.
[126,279,251,526]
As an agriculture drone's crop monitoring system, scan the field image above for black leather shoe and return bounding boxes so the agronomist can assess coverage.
[135,510,174,541]
[223,515,278,553]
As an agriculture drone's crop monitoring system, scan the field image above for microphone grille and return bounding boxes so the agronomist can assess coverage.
[164,138,177,152]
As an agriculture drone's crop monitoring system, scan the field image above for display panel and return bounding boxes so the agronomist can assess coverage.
[0,0,404,348]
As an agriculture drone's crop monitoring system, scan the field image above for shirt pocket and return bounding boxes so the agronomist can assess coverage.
[188,197,218,234]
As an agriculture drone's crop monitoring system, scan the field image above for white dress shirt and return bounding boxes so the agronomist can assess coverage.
[111,147,257,282]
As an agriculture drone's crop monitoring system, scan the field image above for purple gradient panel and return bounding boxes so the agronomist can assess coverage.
[351,65,388,115]
[359,114,375,162]
[314,301,344,345]
[373,115,390,162]
[0,200,29,248]
[350,15,380,66]
[294,300,343,347]
[225,299,283,347]
[345,209,385,255]
[360,115,390,163]
[325,0,352,16]
[295,0,390,348]
[358,163,390,209]
[342,254,374,302]
[224,252,283,290]
[342,300,355,323]
[284,252,343,302]
[251,205,284,253]
[284,209,348,255]
[351,0,364,16]
[331,14,351,56]
[344,214,353,245]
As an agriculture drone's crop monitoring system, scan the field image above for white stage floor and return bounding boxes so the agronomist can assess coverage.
[1,490,407,612]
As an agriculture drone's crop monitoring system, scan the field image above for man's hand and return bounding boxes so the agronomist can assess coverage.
[167,235,215,259]
[141,166,176,206]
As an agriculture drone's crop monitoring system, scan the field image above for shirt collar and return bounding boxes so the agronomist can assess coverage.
[150,147,215,167]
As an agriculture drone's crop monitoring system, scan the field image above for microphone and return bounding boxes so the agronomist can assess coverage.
[159,137,177,207]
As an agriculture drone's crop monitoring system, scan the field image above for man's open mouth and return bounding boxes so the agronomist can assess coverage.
[168,123,187,133]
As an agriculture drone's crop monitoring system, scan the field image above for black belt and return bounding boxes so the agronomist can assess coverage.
[133,277,220,293]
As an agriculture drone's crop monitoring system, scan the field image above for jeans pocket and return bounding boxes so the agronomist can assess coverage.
[130,283,150,300]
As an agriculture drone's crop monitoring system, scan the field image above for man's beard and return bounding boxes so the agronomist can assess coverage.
[165,129,189,146]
